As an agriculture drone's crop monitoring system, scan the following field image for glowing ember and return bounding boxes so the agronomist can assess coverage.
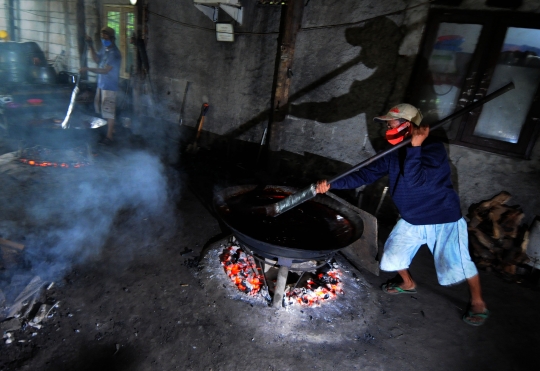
[220,245,264,295]
[19,158,90,168]
[219,244,344,307]
[18,146,91,168]
[286,269,344,307]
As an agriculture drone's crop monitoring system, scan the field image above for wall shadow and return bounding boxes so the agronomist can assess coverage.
[223,17,405,153]
[289,18,404,151]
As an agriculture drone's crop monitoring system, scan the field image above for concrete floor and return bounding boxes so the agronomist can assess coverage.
[0,136,539,371]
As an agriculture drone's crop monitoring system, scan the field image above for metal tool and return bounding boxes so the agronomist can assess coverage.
[255,126,268,166]
[179,81,192,126]
[186,103,210,154]
[61,40,106,130]
[263,82,516,217]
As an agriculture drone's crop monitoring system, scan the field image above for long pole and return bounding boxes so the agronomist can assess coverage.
[268,82,515,217]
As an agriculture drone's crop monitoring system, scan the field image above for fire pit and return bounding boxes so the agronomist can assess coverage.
[218,240,346,307]
[214,185,365,307]
[18,145,92,168]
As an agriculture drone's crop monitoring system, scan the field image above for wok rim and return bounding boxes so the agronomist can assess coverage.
[213,184,363,260]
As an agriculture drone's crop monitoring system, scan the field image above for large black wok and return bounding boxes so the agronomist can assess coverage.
[214,185,364,261]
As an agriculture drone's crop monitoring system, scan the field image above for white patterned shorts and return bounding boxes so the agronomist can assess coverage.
[94,89,117,119]
[380,218,478,286]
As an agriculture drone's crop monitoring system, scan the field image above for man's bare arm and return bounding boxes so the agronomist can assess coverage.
[85,36,99,64]
[80,65,113,75]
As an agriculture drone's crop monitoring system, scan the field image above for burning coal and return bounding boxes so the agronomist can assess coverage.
[219,244,344,307]
[18,146,91,168]
[286,269,344,307]
[19,159,90,168]
[220,245,264,295]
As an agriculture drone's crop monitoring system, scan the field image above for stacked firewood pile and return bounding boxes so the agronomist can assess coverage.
[467,191,530,276]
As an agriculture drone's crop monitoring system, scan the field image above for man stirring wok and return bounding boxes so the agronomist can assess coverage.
[315,104,490,326]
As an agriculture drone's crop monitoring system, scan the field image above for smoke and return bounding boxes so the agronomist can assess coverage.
[0,149,178,281]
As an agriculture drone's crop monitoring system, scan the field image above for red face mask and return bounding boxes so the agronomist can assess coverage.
[385,122,410,145]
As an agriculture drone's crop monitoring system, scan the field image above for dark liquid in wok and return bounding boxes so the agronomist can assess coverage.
[218,189,355,250]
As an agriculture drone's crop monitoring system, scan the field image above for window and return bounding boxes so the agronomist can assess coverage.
[407,10,540,159]
[103,5,136,79]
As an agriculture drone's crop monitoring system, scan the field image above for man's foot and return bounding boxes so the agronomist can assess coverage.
[99,137,113,145]
[381,282,417,295]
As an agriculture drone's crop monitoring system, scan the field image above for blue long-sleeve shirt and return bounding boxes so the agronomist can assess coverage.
[331,140,462,225]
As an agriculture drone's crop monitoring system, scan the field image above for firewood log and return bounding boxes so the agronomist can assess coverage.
[468,227,495,250]
[502,264,516,275]
[502,248,516,263]
[514,230,530,264]
[475,219,494,236]
[478,191,512,212]
[467,192,511,225]
[468,213,482,228]
[499,209,525,239]
[468,207,487,223]
[476,260,493,270]
[489,204,512,239]
[500,238,514,250]
[469,234,495,259]
[521,230,529,253]
[492,223,503,240]
[466,192,529,275]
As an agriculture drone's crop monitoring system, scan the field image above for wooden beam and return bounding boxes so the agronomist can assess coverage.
[266,0,305,170]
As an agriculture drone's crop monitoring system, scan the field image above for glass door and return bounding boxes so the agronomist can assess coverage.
[470,28,540,143]
[417,23,483,123]
[104,5,136,79]
[407,10,540,158]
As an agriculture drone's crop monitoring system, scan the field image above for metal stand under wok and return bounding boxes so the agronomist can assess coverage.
[239,243,336,308]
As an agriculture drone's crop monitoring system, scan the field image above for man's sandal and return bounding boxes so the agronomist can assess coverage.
[381,283,417,295]
[462,309,490,326]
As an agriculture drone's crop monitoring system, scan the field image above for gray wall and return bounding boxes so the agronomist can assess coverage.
[145,0,540,223]
[282,0,427,164]
[144,0,426,148]
[144,0,280,138]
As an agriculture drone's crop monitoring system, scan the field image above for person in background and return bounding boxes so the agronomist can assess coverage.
[80,26,121,145]
[315,103,490,326]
